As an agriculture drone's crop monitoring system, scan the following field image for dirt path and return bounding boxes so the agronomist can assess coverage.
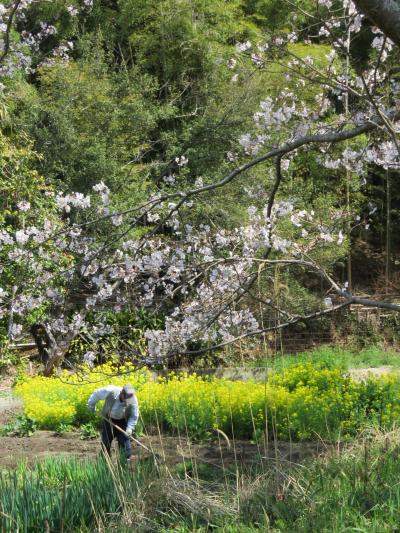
[349,366,396,380]
[0,432,99,468]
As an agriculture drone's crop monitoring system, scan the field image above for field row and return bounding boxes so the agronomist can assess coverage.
[15,363,400,440]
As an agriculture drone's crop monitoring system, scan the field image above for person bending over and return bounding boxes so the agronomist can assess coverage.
[87,384,139,459]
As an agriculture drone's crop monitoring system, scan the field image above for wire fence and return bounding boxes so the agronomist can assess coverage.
[228,304,400,358]
[9,300,400,361]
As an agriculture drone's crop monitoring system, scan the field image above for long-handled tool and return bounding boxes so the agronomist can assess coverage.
[101,415,162,462]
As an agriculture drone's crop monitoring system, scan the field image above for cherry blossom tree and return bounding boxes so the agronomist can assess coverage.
[0,0,399,373]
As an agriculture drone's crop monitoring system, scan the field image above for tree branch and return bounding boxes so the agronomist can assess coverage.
[171,301,353,359]
[0,1,22,66]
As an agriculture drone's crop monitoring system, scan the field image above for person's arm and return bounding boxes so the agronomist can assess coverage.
[126,395,139,435]
[87,385,118,412]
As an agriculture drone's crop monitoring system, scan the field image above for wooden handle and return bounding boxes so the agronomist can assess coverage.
[101,415,153,455]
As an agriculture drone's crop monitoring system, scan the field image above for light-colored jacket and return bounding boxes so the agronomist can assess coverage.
[87,385,139,433]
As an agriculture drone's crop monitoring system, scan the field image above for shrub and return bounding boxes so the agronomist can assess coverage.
[0,414,37,437]
[79,422,99,440]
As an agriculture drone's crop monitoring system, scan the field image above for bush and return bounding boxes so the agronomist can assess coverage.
[79,422,99,440]
[0,414,37,437]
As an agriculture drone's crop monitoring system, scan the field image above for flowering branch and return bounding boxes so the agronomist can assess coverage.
[0,0,22,65]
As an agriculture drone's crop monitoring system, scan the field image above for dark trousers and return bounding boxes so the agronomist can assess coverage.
[101,417,133,459]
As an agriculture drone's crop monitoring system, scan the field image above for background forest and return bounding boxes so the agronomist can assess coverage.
[0,0,399,367]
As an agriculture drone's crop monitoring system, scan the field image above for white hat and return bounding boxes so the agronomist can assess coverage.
[122,384,136,403]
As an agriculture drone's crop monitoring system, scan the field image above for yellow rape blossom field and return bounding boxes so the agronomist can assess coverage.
[15,363,400,441]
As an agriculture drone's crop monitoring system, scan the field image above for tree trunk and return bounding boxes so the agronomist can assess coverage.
[30,322,80,376]
[353,0,400,47]
[385,169,391,292]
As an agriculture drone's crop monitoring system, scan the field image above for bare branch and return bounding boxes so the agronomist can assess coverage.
[250,257,400,311]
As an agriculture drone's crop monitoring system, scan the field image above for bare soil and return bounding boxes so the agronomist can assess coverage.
[0,432,99,469]
[0,430,329,470]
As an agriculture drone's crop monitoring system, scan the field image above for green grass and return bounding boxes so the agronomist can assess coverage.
[0,455,157,532]
[258,431,400,532]
[4,429,400,532]
[114,429,400,532]
[248,345,400,371]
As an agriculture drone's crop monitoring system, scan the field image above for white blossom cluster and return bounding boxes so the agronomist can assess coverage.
[56,192,91,212]
[0,175,351,361]
[0,0,95,77]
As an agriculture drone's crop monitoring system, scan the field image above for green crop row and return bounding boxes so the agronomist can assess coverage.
[0,456,152,532]
[4,431,400,532]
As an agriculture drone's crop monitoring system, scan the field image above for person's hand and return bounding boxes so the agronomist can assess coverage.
[126,428,133,436]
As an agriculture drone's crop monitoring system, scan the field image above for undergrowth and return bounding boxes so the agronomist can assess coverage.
[0,414,37,437]
[249,345,400,371]
[3,429,400,532]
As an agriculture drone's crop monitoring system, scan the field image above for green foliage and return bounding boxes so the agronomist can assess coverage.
[0,132,56,225]
[174,460,217,482]
[0,414,37,437]
[118,0,258,90]
[0,132,66,340]
[79,422,99,440]
[259,435,400,531]
[0,456,155,532]
[253,345,400,371]
[0,337,19,369]
[67,308,165,363]
[54,422,74,434]
[243,0,315,31]
[23,48,159,196]
[0,352,20,370]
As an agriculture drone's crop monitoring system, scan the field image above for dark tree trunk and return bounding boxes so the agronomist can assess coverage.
[353,0,400,46]
[30,323,75,376]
